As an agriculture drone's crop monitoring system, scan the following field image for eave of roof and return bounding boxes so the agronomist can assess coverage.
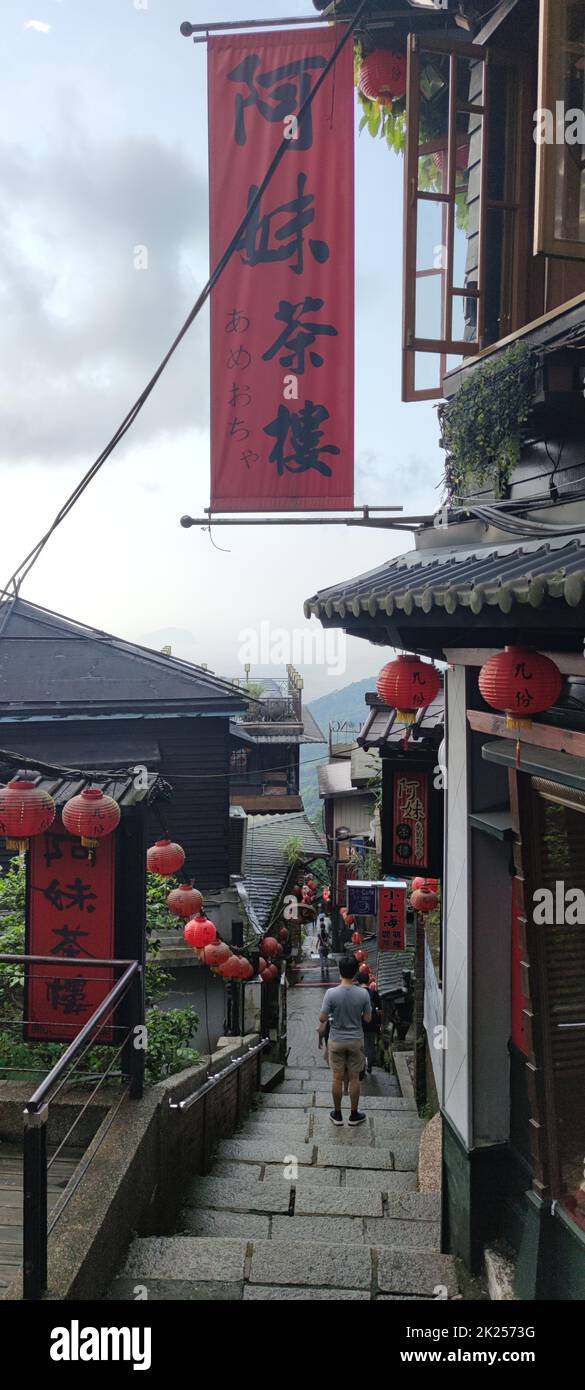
[304,534,585,626]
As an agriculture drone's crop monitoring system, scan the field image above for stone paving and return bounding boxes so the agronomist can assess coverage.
[110,974,457,1301]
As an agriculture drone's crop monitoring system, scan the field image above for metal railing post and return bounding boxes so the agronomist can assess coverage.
[129,970,145,1100]
[23,1104,48,1300]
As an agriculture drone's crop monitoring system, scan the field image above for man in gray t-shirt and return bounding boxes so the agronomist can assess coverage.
[319,955,371,1127]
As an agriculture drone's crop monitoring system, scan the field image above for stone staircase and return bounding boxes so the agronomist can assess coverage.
[0,1141,81,1296]
[109,1064,459,1301]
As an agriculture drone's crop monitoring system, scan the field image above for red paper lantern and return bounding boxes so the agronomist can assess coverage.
[264,963,279,981]
[355,949,366,962]
[203,941,231,971]
[239,959,254,981]
[62,786,120,851]
[184,915,217,949]
[167,884,203,918]
[0,779,56,853]
[258,956,267,974]
[351,931,362,945]
[432,138,470,176]
[146,839,186,876]
[411,876,439,893]
[262,936,279,958]
[359,50,406,107]
[411,888,439,913]
[478,646,563,731]
[377,656,441,725]
[279,927,289,942]
[218,955,242,979]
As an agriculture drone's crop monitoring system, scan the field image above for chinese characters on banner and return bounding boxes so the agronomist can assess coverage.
[378,883,406,952]
[392,770,429,872]
[208,29,354,510]
[336,859,356,908]
[26,818,115,1042]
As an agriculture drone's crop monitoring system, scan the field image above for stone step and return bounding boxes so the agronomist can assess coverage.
[120,1236,458,1299]
[260,1061,285,1092]
[310,1094,416,1112]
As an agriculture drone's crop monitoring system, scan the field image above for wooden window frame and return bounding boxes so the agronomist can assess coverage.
[402,34,524,401]
[534,0,585,260]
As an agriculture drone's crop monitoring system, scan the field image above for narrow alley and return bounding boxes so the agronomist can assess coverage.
[110,970,457,1301]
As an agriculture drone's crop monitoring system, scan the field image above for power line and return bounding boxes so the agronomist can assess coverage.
[1,2,368,603]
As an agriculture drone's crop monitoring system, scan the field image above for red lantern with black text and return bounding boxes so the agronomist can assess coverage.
[62,786,120,851]
[167,884,203,918]
[377,656,441,748]
[0,779,56,853]
[411,876,439,893]
[359,50,406,107]
[147,839,186,877]
[478,645,563,768]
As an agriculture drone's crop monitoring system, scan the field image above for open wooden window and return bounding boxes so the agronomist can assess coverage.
[535,0,585,259]
[402,34,523,400]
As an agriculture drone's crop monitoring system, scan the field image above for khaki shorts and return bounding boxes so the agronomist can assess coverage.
[328,1039,365,1077]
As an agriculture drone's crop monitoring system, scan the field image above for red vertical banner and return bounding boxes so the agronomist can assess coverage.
[378,883,406,952]
[392,769,429,872]
[26,818,116,1042]
[208,28,354,511]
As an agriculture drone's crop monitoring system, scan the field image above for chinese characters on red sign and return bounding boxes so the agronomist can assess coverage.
[392,770,429,871]
[336,860,356,908]
[208,29,354,511]
[26,818,115,1042]
[378,883,406,952]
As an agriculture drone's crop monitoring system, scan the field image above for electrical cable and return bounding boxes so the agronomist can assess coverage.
[0,0,369,602]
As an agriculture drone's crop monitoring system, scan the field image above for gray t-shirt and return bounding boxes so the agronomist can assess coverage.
[322,983,372,1042]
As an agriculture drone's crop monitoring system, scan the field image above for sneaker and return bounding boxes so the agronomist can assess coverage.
[348,1110,367,1127]
[329,1110,344,1126]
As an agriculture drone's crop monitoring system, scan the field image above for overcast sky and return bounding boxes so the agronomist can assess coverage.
[1,0,443,699]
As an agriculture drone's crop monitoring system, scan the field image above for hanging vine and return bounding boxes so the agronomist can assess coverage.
[437,342,537,500]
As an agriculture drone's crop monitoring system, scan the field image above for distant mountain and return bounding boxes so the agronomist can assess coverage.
[300,677,376,827]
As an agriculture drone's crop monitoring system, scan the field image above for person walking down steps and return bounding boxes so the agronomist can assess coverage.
[319,955,371,1127]
[316,911,331,982]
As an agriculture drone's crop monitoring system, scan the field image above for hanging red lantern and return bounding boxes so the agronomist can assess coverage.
[479,645,563,768]
[411,876,439,893]
[355,949,366,962]
[0,779,56,853]
[411,888,439,913]
[323,887,331,902]
[184,914,217,949]
[262,936,279,958]
[279,927,289,942]
[345,915,355,927]
[147,839,186,877]
[264,963,279,981]
[218,954,242,979]
[202,941,231,972]
[258,956,267,974]
[351,931,362,945]
[377,655,441,749]
[359,50,406,107]
[167,884,203,918]
[62,786,120,851]
[239,958,254,981]
[432,137,470,176]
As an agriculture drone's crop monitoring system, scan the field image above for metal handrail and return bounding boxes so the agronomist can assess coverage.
[0,954,144,1300]
[168,1037,270,1114]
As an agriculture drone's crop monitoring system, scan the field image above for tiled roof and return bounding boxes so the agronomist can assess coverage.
[304,535,585,623]
[0,599,247,714]
[358,691,444,751]
[244,811,327,931]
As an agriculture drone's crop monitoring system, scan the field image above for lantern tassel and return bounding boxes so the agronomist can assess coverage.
[516,738,521,771]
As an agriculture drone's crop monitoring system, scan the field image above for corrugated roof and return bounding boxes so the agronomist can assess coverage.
[0,598,247,714]
[317,760,357,799]
[0,758,165,807]
[304,534,585,623]
[244,811,327,930]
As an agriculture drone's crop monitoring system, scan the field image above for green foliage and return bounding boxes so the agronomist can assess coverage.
[438,342,536,500]
[282,835,303,865]
[0,858,200,1085]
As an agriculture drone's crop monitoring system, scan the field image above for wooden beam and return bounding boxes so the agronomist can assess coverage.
[467,709,585,758]
[446,648,585,678]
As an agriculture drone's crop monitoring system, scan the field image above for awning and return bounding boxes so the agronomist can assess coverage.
[482,739,585,792]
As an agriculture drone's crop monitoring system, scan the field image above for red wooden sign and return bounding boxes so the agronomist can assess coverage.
[378,883,406,952]
[208,28,354,511]
[392,770,429,871]
[26,818,115,1042]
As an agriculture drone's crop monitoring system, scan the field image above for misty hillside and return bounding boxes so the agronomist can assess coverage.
[301,677,376,826]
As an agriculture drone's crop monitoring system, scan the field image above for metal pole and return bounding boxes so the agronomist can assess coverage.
[179,12,416,38]
[181,515,430,530]
[23,1105,48,1300]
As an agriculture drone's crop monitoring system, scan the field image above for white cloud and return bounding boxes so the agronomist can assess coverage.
[24,20,52,33]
